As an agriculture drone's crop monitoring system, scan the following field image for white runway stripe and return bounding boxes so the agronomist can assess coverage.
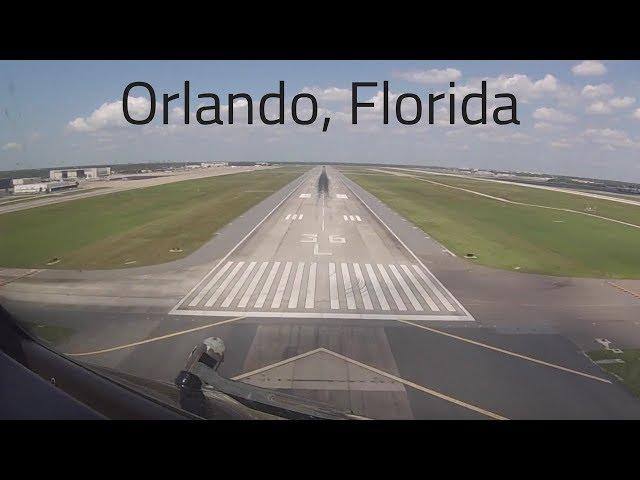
[238,262,268,308]
[365,263,390,311]
[389,264,423,311]
[271,261,292,308]
[255,262,280,308]
[221,261,256,308]
[329,262,339,310]
[185,260,460,316]
[285,214,291,220]
[288,262,305,309]
[305,262,317,309]
[298,214,303,220]
[204,262,245,307]
[341,263,356,310]
[343,215,348,221]
[189,261,233,307]
[412,265,455,312]
[349,215,355,221]
[377,264,406,311]
[353,263,373,310]
[355,215,361,222]
[401,264,439,311]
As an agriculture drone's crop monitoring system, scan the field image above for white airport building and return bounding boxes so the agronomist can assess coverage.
[49,167,111,180]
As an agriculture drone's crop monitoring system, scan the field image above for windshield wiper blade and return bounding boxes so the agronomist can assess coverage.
[175,337,367,420]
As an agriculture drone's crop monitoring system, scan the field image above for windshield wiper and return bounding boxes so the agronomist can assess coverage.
[175,337,367,420]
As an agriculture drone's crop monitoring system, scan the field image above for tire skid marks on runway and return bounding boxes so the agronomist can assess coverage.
[182,260,463,316]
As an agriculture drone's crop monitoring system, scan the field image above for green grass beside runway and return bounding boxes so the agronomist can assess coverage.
[343,169,640,278]
[588,349,640,398]
[0,167,308,269]
[385,168,640,227]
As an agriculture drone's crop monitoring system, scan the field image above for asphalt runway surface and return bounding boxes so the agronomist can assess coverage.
[3,166,640,419]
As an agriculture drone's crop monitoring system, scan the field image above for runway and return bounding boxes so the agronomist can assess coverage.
[171,167,472,321]
[3,165,640,419]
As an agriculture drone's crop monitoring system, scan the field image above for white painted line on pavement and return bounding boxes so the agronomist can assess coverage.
[238,262,268,308]
[401,264,439,311]
[353,263,373,310]
[341,263,356,310]
[271,261,292,308]
[305,262,317,309]
[365,263,390,311]
[412,265,455,312]
[205,262,245,307]
[221,261,256,308]
[188,261,233,307]
[255,262,280,308]
[329,262,340,310]
[171,173,307,314]
[377,264,406,311]
[288,262,305,309]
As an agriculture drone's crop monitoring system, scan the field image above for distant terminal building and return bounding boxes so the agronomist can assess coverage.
[12,180,78,194]
[49,166,111,180]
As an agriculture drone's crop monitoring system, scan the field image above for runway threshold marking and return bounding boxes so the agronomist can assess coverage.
[341,174,474,320]
[169,173,308,314]
[396,319,612,384]
[65,315,246,357]
[232,347,507,420]
[607,281,640,300]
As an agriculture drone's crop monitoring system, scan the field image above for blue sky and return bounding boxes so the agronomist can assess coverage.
[1,60,640,181]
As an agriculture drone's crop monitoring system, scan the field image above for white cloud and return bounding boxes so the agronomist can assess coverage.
[633,108,640,120]
[582,128,638,148]
[2,142,22,151]
[586,96,636,114]
[551,140,572,148]
[586,101,612,114]
[301,86,351,102]
[394,68,462,84]
[609,96,636,108]
[581,83,614,99]
[68,96,154,133]
[452,73,576,106]
[532,107,576,123]
[572,61,607,76]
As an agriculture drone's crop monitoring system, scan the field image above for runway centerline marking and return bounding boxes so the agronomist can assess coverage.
[65,316,246,357]
[397,319,612,383]
[232,347,507,420]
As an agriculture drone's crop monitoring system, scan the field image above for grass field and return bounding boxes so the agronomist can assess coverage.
[0,167,307,269]
[343,168,640,278]
[588,349,640,398]
[385,168,640,226]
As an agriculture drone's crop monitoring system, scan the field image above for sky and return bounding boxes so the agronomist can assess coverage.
[1,60,640,182]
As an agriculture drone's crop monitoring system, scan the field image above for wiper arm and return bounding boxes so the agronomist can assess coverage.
[175,337,366,420]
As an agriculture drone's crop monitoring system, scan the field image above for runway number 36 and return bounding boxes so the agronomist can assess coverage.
[300,233,346,244]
